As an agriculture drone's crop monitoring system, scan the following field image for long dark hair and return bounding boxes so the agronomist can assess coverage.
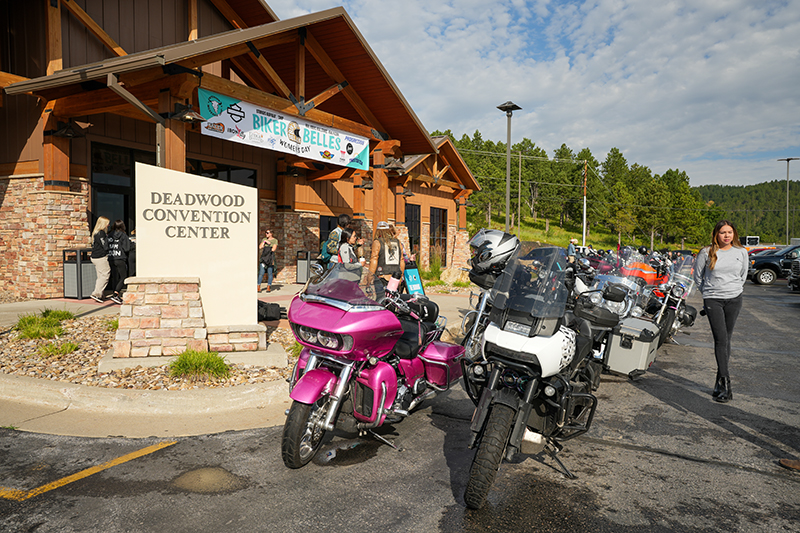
[708,219,742,270]
[339,226,354,245]
[111,219,127,234]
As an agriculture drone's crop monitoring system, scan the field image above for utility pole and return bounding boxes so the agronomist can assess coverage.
[778,158,799,245]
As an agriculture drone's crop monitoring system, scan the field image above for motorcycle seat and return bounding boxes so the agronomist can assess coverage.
[394,317,434,359]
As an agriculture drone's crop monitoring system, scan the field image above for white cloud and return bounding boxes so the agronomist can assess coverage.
[266,0,800,186]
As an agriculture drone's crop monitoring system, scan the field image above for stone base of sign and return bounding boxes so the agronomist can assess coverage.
[207,324,267,352]
[112,277,266,358]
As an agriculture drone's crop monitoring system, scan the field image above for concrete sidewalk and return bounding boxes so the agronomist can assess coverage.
[0,284,473,438]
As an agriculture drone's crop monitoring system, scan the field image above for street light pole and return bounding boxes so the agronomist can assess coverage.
[778,157,799,245]
[497,101,521,233]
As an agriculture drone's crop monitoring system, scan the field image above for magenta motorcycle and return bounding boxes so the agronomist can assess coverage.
[282,262,465,468]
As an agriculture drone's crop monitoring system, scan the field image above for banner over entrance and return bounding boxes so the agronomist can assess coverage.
[198,88,370,171]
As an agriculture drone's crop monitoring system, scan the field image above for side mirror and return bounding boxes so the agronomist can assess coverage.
[603,284,627,303]
[311,263,325,278]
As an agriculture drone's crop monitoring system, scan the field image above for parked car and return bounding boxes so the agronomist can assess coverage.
[789,257,800,292]
[749,245,800,285]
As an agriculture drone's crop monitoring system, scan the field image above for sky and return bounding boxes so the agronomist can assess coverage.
[266,0,800,187]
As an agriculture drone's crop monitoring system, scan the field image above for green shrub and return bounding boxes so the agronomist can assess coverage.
[14,314,63,339]
[453,280,471,288]
[39,341,80,358]
[169,349,231,380]
[41,308,74,321]
[290,341,303,359]
[425,280,446,287]
[106,318,119,331]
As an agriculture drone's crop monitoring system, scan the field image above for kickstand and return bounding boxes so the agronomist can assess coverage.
[368,429,398,450]
[546,441,576,479]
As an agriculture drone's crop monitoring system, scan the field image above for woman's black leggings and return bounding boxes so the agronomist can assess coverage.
[703,294,743,379]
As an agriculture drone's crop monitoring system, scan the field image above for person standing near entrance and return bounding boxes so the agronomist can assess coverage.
[258,229,278,292]
[369,221,405,285]
[90,216,111,303]
[107,219,131,305]
[693,220,748,403]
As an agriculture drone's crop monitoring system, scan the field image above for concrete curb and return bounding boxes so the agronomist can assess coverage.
[0,372,290,416]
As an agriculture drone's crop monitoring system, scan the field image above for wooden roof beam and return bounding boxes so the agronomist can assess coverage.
[306,167,356,182]
[51,73,198,119]
[207,0,248,29]
[305,31,386,134]
[406,171,464,191]
[0,72,29,107]
[59,0,127,57]
[243,43,292,99]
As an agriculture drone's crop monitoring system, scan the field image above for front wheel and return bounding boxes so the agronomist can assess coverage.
[755,269,776,285]
[464,403,515,509]
[657,308,677,347]
[281,397,330,469]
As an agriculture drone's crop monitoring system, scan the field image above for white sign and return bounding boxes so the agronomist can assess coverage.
[198,88,370,170]
[135,163,257,327]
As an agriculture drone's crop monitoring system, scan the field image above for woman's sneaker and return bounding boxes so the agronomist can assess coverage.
[110,295,123,304]
[91,295,103,303]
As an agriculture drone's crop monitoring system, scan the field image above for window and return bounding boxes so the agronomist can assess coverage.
[320,215,338,244]
[186,159,256,188]
[406,204,421,256]
[91,143,155,233]
[430,207,448,267]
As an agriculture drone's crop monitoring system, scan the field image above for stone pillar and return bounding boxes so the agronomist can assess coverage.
[114,277,209,357]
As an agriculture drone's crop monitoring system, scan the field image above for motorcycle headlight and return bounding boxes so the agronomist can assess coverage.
[671,284,686,298]
[317,330,339,349]
[504,321,530,336]
[298,325,317,344]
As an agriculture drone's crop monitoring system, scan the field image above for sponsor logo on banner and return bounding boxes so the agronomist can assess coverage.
[198,88,369,170]
[227,103,245,123]
[207,97,224,117]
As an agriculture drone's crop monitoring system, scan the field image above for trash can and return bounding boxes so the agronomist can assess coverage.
[63,249,97,299]
[296,251,311,284]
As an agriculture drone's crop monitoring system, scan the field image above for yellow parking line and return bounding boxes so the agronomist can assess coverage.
[0,440,176,502]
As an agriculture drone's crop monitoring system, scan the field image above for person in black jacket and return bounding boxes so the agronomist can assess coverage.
[107,220,132,305]
[90,216,111,303]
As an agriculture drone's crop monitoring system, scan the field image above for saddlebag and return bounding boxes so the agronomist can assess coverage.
[605,317,659,379]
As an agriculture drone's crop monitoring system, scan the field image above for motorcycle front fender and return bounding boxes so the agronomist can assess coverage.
[289,368,338,404]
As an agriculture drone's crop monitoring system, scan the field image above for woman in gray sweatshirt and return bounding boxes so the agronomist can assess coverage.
[693,220,749,403]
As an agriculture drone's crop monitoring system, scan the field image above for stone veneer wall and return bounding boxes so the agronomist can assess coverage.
[0,175,90,299]
[114,277,267,358]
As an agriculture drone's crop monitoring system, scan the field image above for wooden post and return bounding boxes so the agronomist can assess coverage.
[46,0,62,75]
[276,159,295,212]
[353,175,365,221]
[158,91,186,171]
[42,109,70,192]
[372,149,387,235]
[394,183,405,226]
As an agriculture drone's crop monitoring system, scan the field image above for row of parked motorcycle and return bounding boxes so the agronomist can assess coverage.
[279,229,698,509]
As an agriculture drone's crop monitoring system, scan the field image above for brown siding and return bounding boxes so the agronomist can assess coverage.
[59,0,226,69]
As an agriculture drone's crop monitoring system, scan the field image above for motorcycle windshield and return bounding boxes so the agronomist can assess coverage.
[669,254,696,297]
[490,246,569,319]
[302,262,386,310]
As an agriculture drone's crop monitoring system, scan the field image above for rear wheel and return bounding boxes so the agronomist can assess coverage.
[464,403,515,509]
[755,269,776,285]
[281,397,329,469]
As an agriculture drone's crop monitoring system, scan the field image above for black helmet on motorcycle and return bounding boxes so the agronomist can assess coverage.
[468,229,520,274]
[638,246,648,255]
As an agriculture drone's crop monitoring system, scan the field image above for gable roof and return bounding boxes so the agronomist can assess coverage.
[5,7,436,154]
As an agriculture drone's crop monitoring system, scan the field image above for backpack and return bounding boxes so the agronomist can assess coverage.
[257,301,282,321]
[318,227,342,264]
